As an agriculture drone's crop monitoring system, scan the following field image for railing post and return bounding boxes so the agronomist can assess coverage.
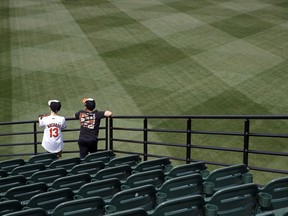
[186,118,192,164]
[143,118,148,161]
[109,117,113,151]
[105,117,109,150]
[243,119,250,166]
[33,122,38,155]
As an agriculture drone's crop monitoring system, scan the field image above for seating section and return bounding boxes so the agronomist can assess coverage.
[0,152,286,216]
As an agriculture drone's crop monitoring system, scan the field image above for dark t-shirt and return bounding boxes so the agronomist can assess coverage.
[75,110,105,143]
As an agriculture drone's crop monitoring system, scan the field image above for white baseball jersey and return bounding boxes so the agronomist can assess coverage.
[39,115,66,153]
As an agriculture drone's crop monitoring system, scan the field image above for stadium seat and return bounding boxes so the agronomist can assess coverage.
[122,169,165,189]
[107,154,141,168]
[205,183,260,216]
[105,208,148,216]
[75,178,121,201]
[105,185,157,214]
[27,167,67,186]
[0,159,26,173]
[203,164,252,196]
[0,200,23,215]
[83,150,115,164]
[49,173,91,192]
[51,196,105,216]
[256,207,288,216]
[0,182,47,205]
[156,173,203,204]
[0,169,8,178]
[0,175,27,195]
[92,164,132,182]
[28,153,58,166]
[258,176,288,212]
[48,157,81,172]
[10,163,46,179]
[151,195,205,216]
[133,157,173,173]
[3,207,48,216]
[69,161,105,176]
[165,161,208,179]
[25,188,74,214]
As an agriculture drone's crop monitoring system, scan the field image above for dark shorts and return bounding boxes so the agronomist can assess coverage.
[78,139,98,159]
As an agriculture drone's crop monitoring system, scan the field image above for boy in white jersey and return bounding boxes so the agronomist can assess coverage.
[39,100,66,158]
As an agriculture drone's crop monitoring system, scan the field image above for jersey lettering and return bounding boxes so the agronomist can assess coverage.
[49,127,59,138]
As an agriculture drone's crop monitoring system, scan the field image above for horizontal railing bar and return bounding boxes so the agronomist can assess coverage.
[111,115,288,119]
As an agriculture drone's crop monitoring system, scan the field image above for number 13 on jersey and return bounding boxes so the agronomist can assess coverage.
[49,127,59,138]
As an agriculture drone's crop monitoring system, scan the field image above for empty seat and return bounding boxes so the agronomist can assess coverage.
[27,168,67,186]
[105,185,157,214]
[69,161,105,176]
[25,188,74,214]
[83,150,115,164]
[11,163,46,179]
[75,178,121,201]
[3,207,48,216]
[0,175,27,195]
[133,157,172,173]
[0,159,26,173]
[49,173,91,192]
[205,183,260,216]
[92,164,132,182]
[0,169,8,178]
[156,173,203,204]
[107,154,141,168]
[105,208,148,216]
[122,169,165,189]
[0,200,23,215]
[28,153,58,166]
[48,157,81,171]
[151,195,205,216]
[0,182,47,205]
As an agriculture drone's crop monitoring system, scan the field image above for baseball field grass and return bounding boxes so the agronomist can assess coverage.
[1,0,288,184]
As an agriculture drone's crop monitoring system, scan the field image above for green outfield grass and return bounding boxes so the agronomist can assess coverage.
[1,0,288,184]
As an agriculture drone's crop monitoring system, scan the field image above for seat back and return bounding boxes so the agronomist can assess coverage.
[152,195,205,216]
[51,196,105,216]
[0,200,23,215]
[49,173,91,192]
[26,188,74,214]
[206,183,259,216]
[157,173,203,204]
[93,164,132,182]
[70,161,105,176]
[28,153,58,166]
[3,207,48,216]
[107,154,141,168]
[48,157,81,171]
[166,161,208,179]
[122,169,165,189]
[0,175,27,194]
[106,185,157,213]
[133,157,172,173]
[27,168,67,186]
[11,163,46,179]
[75,178,121,201]
[84,150,115,164]
[0,169,8,178]
[260,176,288,211]
[105,208,148,216]
[0,159,26,173]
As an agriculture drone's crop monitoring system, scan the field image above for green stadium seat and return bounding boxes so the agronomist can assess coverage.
[258,176,288,212]
[11,163,46,179]
[0,175,27,195]
[69,161,105,176]
[49,173,91,192]
[0,159,26,173]
[256,207,288,216]
[165,161,208,179]
[27,168,67,186]
[0,200,23,215]
[107,154,141,168]
[4,208,48,216]
[51,196,105,216]
[3,207,48,216]
[92,164,132,182]
[83,150,115,164]
[122,169,165,190]
[48,157,81,172]
[151,195,205,216]
[74,178,121,201]
[105,208,148,216]
[156,173,203,204]
[28,153,58,166]
[105,185,157,214]
[0,182,47,205]
[0,169,8,178]
[203,164,252,196]
[205,183,260,216]
[25,188,74,214]
[133,157,172,173]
